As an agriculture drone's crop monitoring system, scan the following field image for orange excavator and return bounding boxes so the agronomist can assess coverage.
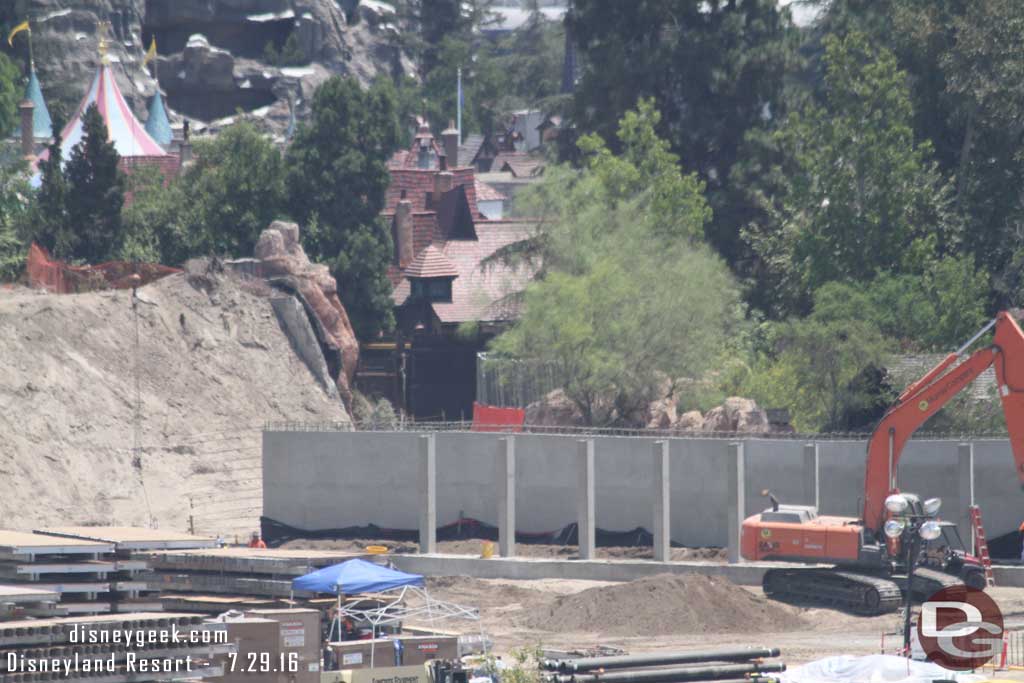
[742,311,1024,614]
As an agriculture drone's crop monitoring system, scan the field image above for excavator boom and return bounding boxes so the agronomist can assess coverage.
[862,311,1024,533]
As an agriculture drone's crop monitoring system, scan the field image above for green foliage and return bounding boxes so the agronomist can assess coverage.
[0,161,30,281]
[62,104,126,264]
[119,164,188,265]
[286,77,401,337]
[183,121,287,258]
[808,257,989,352]
[492,102,742,425]
[263,33,306,66]
[568,0,802,263]
[737,300,891,432]
[743,33,961,314]
[30,108,72,257]
[0,52,19,139]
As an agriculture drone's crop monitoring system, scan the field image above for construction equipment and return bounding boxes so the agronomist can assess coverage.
[742,311,1024,614]
[968,505,997,587]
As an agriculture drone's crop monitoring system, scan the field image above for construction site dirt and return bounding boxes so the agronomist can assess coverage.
[402,575,1024,665]
[279,539,729,562]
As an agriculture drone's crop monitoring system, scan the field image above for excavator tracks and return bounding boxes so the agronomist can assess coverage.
[911,567,961,598]
[762,568,903,615]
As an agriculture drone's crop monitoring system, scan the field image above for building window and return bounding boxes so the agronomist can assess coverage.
[411,278,452,302]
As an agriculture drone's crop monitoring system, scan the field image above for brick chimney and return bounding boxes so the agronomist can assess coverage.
[396,191,414,268]
[19,99,34,160]
[441,121,459,168]
[178,119,193,166]
[434,164,454,205]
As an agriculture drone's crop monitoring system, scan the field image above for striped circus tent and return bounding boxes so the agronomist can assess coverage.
[36,62,168,166]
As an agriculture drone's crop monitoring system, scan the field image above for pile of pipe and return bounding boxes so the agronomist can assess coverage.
[541,647,785,683]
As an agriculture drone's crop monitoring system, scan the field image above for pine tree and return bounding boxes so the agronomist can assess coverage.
[32,108,73,257]
[64,103,125,263]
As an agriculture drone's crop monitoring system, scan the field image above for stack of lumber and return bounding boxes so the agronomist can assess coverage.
[33,527,219,614]
[0,612,233,683]
[140,548,381,614]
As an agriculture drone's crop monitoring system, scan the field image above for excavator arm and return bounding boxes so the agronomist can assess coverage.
[862,311,1024,534]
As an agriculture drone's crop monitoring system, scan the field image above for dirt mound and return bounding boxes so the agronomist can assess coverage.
[521,574,807,635]
[0,269,349,535]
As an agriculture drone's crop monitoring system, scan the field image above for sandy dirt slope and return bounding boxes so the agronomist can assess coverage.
[0,270,348,535]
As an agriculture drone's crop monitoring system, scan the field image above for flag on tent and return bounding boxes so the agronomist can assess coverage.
[7,20,29,47]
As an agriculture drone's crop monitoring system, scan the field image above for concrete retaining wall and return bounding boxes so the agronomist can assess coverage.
[262,431,1022,547]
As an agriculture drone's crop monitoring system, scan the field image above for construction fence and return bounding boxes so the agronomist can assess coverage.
[25,242,179,294]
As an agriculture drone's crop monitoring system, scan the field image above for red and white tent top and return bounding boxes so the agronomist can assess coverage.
[37,63,168,165]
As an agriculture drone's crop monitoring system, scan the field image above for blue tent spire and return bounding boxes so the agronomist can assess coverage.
[24,67,52,139]
[145,89,172,147]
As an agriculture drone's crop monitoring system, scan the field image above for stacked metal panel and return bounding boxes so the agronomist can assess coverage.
[33,527,220,614]
[140,548,380,614]
[0,585,64,621]
[0,531,121,616]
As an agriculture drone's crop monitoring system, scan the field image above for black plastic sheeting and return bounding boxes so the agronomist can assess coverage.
[261,516,665,549]
[987,530,1021,560]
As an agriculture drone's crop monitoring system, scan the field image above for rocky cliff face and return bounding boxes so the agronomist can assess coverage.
[20,0,413,136]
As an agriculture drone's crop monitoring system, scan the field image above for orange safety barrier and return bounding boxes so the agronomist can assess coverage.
[26,242,180,294]
[471,402,526,432]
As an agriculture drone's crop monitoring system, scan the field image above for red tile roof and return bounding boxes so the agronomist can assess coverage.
[385,167,481,217]
[404,244,459,278]
[474,178,507,202]
[493,151,544,178]
[391,220,537,323]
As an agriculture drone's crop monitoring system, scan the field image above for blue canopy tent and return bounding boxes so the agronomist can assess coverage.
[293,559,424,594]
[292,559,480,655]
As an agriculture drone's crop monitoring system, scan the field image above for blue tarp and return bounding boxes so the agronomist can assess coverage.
[292,559,424,595]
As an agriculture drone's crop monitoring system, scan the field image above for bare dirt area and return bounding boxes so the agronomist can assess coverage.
[404,575,1024,665]
[0,271,348,535]
[279,538,728,562]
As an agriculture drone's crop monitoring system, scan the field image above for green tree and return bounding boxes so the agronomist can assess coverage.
[491,101,742,425]
[808,258,989,352]
[119,164,188,265]
[567,0,802,263]
[182,121,286,258]
[30,108,73,258]
[63,103,125,263]
[739,305,890,432]
[285,77,401,338]
[743,33,961,315]
[0,161,30,280]
[0,52,19,138]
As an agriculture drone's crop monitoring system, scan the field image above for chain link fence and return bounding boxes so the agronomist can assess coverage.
[475,352,562,408]
[263,419,1012,441]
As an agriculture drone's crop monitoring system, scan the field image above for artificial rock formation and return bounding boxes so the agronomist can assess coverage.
[24,0,414,137]
[255,221,359,408]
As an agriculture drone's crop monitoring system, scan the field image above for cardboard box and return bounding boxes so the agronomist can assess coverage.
[245,608,323,683]
[328,639,398,670]
[322,664,430,683]
[395,635,458,665]
[215,617,282,683]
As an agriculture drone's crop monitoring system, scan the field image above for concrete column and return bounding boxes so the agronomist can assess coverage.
[727,442,745,564]
[652,440,670,562]
[576,439,596,560]
[497,436,516,558]
[958,442,975,553]
[803,443,820,510]
[418,434,436,554]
